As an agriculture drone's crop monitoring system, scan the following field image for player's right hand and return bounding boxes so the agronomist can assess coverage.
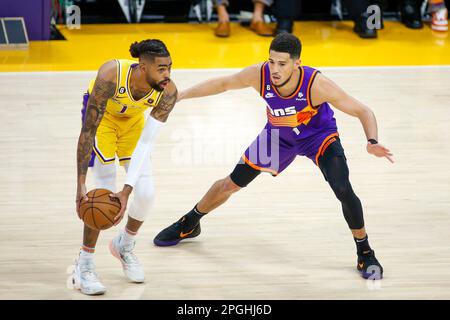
[366,142,394,163]
[109,184,133,226]
[76,184,89,219]
[109,191,129,226]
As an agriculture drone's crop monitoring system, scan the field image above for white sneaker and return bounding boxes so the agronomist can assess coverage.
[72,259,106,295]
[432,8,448,31]
[109,232,145,283]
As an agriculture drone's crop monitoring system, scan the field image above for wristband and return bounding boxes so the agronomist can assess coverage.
[368,139,378,145]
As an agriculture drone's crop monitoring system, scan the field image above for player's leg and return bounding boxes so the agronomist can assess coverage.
[194,125,291,215]
[109,115,148,282]
[197,174,245,213]
[317,139,383,279]
[154,126,296,246]
[73,104,117,295]
[109,160,153,283]
[73,157,116,295]
[153,162,261,246]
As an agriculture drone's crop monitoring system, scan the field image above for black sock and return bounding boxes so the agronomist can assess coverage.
[183,205,207,230]
[354,235,372,255]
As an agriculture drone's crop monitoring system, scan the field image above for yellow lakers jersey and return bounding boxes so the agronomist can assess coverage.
[88,59,163,118]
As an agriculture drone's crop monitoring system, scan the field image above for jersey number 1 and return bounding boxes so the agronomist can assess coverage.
[119,106,128,114]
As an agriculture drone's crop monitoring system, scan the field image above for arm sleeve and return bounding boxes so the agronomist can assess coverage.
[125,115,163,188]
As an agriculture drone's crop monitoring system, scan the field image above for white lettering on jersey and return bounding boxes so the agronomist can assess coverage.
[267,106,297,117]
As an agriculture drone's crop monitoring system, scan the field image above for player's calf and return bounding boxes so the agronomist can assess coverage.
[153,175,242,246]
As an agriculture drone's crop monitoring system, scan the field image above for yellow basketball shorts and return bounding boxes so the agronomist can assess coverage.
[82,93,144,167]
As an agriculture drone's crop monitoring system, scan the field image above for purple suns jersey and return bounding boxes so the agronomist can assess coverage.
[260,62,338,140]
[241,63,341,175]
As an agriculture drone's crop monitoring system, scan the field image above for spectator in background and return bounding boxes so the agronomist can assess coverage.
[214,0,274,37]
[399,0,423,29]
[429,0,448,31]
[273,0,297,35]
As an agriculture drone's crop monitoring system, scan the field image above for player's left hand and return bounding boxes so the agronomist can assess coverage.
[110,185,132,225]
[366,142,394,163]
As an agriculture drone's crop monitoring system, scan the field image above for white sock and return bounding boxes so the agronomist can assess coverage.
[79,246,95,263]
[121,228,137,247]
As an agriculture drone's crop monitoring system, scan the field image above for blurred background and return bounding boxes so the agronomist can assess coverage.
[1,0,449,71]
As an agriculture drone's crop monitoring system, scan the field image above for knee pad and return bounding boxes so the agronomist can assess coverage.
[127,175,155,222]
[229,162,261,188]
[91,157,116,191]
[330,181,365,230]
[330,181,353,202]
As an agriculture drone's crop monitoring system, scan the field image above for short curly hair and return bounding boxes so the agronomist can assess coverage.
[129,39,170,60]
[269,33,301,59]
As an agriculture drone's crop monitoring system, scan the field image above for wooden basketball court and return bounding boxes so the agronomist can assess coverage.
[1,64,449,299]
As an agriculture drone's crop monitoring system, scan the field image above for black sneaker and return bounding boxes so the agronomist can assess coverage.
[357,250,384,280]
[153,216,201,247]
[400,0,423,29]
[353,13,378,39]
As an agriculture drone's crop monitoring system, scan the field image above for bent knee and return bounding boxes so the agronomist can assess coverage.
[134,179,155,203]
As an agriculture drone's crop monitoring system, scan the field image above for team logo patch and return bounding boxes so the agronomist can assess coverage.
[265,92,275,99]
[119,87,126,94]
[296,91,307,101]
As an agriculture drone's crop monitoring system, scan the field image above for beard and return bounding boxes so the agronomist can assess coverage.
[273,71,293,88]
[146,76,169,92]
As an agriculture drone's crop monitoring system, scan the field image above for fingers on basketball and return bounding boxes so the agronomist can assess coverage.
[79,188,122,230]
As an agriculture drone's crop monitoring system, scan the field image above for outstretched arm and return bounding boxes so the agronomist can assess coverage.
[111,81,178,222]
[76,60,117,216]
[178,64,261,101]
[311,73,394,163]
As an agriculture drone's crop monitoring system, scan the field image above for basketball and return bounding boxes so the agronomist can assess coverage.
[79,189,121,230]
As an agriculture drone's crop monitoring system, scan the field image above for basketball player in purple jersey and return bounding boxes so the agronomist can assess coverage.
[152,34,394,279]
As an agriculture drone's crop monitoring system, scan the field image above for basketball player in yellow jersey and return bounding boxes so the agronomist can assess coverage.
[73,39,178,295]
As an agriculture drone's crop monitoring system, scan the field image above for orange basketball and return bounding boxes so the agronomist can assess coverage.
[79,189,121,230]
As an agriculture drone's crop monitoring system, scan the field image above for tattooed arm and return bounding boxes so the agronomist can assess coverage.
[150,81,178,122]
[110,81,178,222]
[76,61,117,216]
